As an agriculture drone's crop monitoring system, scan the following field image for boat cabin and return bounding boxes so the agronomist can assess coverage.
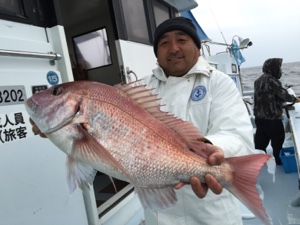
[0,1,264,224]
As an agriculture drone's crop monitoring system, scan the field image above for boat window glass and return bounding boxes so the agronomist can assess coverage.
[153,0,170,27]
[73,27,112,70]
[120,0,173,45]
[122,0,150,44]
[0,0,25,17]
[0,0,57,27]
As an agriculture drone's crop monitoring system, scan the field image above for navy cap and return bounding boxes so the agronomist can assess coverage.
[153,17,201,57]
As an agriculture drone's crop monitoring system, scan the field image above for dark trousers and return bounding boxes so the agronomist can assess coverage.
[254,118,285,164]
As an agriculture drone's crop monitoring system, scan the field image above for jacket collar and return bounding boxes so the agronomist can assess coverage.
[152,56,212,82]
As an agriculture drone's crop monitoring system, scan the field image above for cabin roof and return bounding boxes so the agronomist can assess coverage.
[181,10,211,42]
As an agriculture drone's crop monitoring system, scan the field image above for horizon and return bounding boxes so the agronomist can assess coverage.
[241,60,300,69]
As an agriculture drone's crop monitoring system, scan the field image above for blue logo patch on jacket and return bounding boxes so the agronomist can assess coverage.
[191,86,206,101]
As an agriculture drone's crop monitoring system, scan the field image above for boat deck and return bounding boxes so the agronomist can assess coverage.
[242,151,300,225]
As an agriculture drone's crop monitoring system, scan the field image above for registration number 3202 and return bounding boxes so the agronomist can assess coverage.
[0,86,27,106]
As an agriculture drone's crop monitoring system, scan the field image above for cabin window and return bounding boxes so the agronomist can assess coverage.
[116,0,174,45]
[0,0,25,17]
[0,0,57,27]
[231,64,237,73]
[73,27,112,70]
[153,0,170,26]
[122,0,150,44]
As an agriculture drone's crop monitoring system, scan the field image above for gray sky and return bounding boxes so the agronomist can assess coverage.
[191,0,300,68]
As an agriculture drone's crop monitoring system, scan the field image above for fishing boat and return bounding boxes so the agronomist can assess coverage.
[0,1,299,225]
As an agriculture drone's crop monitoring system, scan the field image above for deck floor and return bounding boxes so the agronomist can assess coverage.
[242,153,300,225]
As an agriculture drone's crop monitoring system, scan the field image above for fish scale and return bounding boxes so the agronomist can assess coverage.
[25,80,273,225]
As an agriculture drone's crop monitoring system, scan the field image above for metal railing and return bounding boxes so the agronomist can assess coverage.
[0,49,62,65]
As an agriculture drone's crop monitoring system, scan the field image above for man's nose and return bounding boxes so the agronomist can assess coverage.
[168,41,180,53]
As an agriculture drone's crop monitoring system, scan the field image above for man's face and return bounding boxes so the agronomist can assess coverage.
[156,30,200,77]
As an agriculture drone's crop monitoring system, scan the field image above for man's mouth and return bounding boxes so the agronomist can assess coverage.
[168,56,183,62]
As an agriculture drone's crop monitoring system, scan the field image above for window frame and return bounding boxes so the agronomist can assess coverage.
[72,27,113,71]
[0,0,58,27]
[112,0,176,45]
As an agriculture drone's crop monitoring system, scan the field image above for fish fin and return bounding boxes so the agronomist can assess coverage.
[156,117,209,159]
[135,186,177,211]
[66,156,97,193]
[72,124,135,185]
[115,82,209,158]
[225,154,273,225]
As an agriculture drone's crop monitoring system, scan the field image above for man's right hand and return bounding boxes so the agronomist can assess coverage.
[29,118,47,138]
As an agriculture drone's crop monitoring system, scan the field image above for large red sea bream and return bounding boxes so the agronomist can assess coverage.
[25,81,272,225]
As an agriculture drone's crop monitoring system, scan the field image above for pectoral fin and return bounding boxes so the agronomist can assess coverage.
[67,156,97,193]
[67,124,135,192]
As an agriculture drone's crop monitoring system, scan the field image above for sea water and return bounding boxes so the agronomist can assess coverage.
[240,61,300,96]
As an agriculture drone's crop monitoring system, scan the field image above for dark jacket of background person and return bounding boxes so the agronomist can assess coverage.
[253,58,299,165]
[254,58,297,119]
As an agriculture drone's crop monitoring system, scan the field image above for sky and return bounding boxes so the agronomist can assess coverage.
[191,0,300,68]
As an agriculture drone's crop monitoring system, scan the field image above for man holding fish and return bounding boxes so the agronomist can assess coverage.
[28,17,271,225]
[138,17,255,225]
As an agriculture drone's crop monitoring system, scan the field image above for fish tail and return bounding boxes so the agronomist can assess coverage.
[225,154,272,225]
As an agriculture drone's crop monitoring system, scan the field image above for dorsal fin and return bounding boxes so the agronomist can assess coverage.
[115,82,210,159]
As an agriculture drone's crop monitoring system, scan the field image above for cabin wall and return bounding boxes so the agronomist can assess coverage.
[57,0,177,85]
[57,0,123,85]
[0,19,89,225]
[205,53,243,94]
[116,40,157,82]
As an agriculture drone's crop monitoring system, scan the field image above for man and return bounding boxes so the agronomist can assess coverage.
[254,58,300,165]
[140,17,254,225]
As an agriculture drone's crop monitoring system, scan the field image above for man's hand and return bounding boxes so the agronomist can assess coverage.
[29,118,47,138]
[174,144,224,198]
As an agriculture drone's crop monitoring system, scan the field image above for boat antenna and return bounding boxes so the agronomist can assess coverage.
[208,5,229,47]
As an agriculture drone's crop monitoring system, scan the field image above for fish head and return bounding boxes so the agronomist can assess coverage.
[25,82,84,134]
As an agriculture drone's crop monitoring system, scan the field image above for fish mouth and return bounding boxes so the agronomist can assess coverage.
[25,98,37,115]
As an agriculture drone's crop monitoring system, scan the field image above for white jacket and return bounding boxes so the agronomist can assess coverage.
[141,56,254,225]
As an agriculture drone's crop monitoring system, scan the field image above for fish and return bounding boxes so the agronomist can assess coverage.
[25,80,272,225]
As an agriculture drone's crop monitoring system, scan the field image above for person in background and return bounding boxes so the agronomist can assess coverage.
[254,58,300,165]
[140,17,254,225]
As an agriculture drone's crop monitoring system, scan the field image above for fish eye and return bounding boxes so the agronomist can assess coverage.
[51,86,64,96]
